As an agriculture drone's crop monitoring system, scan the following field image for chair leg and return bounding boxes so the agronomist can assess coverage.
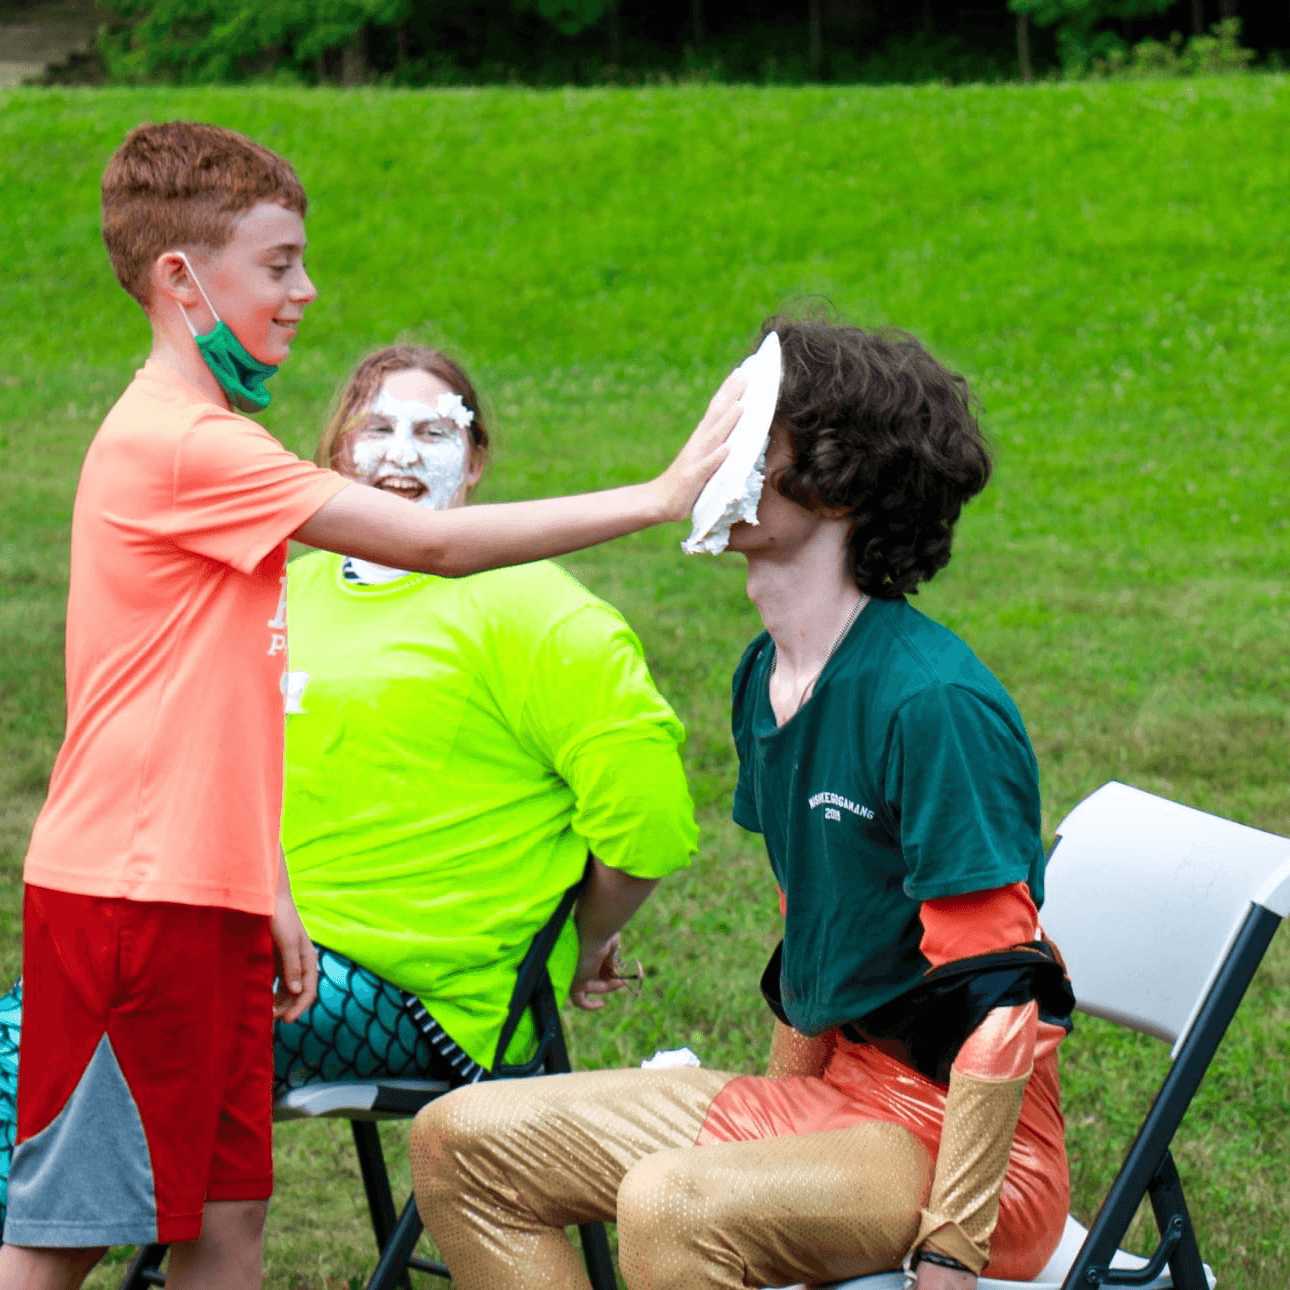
[351,1121,399,1250]
[545,988,617,1290]
[351,1120,413,1290]
[1147,1151,1209,1290]
[579,1221,617,1290]
[118,1244,167,1289]
[366,1196,435,1290]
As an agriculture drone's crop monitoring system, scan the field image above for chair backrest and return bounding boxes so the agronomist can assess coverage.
[1041,781,1290,1054]
[489,877,584,1077]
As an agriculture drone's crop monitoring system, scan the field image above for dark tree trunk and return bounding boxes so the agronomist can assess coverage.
[1191,0,1204,34]
[808,0,822,75]
[691,0,705,51]
[608,1,621,63]
[1017,12,1032,82]
[396,22,409,70]
[1216,0,1236,17]
[922,0,934,34]
[341,25,367,85]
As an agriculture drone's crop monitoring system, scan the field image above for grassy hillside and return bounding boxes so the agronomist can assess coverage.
[1,79,1287,1287]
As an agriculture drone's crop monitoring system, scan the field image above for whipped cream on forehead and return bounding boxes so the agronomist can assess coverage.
[350,388,471,513]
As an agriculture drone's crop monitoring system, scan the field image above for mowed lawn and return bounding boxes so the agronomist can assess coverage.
[1,78,1287,1288]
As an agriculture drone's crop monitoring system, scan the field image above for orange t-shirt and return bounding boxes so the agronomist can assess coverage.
[24,361,347,916]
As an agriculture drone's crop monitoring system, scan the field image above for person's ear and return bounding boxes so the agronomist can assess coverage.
[463,442,488,494]
[153,251,202,310]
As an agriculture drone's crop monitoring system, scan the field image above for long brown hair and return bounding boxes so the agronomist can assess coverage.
[316,344,491,475]
[763,316,991,599]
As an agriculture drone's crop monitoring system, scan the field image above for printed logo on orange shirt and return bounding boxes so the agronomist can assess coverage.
[267,575,287,657]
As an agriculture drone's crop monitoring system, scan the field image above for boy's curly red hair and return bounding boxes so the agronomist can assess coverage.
[102,120,307,308]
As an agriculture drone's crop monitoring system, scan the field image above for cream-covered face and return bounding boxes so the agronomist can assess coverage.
[726,425,850,558]
[346,368,483,509]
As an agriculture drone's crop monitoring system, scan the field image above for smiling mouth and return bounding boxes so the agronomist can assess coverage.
[373,475,427,501]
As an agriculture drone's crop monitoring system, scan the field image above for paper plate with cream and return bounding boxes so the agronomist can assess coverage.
[681,331,783,555]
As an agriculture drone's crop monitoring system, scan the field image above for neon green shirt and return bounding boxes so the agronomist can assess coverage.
[282,552,697,1069]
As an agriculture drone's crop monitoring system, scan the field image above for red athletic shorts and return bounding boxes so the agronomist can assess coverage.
[5,885,275,1247]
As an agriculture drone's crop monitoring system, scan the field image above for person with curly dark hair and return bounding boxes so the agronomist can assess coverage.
[406,317,1074,1290]
[766,317,992,599]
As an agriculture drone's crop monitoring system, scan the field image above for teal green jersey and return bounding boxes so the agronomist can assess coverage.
[732,596,1045,1037]
[283,552,697,1069]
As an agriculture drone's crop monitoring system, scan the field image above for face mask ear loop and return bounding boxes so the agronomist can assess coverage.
[175,251,221,337]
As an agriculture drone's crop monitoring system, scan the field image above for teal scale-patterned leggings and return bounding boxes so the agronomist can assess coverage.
[0,945,476,1233]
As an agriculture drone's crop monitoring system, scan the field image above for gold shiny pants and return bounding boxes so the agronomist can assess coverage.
[410,1067,933,1290]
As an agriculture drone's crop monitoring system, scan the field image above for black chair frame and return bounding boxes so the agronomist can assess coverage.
[1059,882,1283,1287]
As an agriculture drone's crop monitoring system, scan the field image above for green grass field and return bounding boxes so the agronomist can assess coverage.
[1,78,1287,1288]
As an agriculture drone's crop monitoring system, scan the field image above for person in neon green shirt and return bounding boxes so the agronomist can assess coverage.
[274,344,697,1083]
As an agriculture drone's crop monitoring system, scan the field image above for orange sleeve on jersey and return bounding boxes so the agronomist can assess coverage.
[920,883,1042,1081]
[918,881,1038,969]
[777,886,787,919]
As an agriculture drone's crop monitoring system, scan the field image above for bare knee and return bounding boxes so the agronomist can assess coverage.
[0,1243,106,1290]
[201,1198,269,1243]
[165,1198,268,1290]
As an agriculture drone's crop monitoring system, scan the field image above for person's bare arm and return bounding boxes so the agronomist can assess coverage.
[272,850,318,1023]
[293,374,743,576]
[570,856,658,1010]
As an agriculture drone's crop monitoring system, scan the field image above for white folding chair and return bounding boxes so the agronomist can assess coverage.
[811,780,1290,1290]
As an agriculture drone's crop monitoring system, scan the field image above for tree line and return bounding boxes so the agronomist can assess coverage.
[62,0,1290,85]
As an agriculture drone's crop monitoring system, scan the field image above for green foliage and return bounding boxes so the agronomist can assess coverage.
[1,80,1288,1287]
[95,0,615,83]
[1009,0,1172,74]
[98,0,412,82]
[1084,19,1256,79]
[1006,0,1256,80]
[512,0,608,39]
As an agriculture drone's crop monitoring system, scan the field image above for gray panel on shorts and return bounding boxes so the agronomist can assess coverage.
[5,1033,158,1246]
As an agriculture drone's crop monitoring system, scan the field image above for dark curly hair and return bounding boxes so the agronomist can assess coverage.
[763,317,991,599]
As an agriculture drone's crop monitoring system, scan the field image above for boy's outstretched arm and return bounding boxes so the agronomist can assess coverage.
[293,373,742,576]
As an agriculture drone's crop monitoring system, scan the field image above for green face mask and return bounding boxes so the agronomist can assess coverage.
[178,253,279,414]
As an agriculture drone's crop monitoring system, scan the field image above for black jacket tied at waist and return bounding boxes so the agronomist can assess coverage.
[760,939,1076,1084]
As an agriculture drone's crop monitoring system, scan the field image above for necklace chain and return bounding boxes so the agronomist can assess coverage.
[776,592,869,719]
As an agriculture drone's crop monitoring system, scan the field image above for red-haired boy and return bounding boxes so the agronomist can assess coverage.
[0,121,737,1289]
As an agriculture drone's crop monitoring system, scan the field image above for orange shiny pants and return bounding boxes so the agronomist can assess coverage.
[410,1041,1068,1289]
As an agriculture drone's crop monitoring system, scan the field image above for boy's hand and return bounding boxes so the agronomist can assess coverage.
[570,932,626,1010]
[647,371,746,522]
[912,1261,976,1290]
[272,888,318,1023]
